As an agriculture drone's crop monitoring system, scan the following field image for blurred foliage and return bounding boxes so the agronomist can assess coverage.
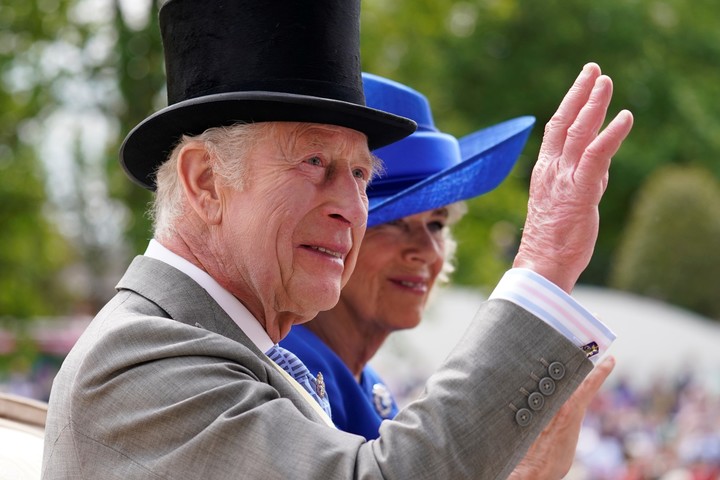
[0,0,79,317]
[360,0,720,289]
[107,0,163,254]
[0,144,74,317]
[3,0,720,318]
[610,166,720,319]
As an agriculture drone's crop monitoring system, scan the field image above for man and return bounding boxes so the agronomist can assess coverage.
[42,1,633,478]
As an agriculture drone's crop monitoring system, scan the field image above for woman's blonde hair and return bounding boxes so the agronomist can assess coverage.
[438,201,468,284]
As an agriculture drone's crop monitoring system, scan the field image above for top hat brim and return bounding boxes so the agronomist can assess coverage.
[367,116,535,227]
[120,91,417,190]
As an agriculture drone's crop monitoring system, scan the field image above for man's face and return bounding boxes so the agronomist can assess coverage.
[216,122,374,330]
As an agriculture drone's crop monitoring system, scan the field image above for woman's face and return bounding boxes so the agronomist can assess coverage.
[336,208,448,333]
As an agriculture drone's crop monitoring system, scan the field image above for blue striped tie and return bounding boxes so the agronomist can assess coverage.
[266,344,332,418]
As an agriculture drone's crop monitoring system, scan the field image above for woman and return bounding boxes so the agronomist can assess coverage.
[280,73,535,439]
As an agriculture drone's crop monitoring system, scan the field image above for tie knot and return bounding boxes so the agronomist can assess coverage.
[267,344,311,378]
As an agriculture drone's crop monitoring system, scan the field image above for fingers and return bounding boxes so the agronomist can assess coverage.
[541,63,602,158]
[560,75,613,167]
[574,110,634,188]
[571,355,616,410]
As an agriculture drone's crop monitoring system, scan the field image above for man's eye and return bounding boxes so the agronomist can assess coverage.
[352,168,367,179]
[306,156,322,166]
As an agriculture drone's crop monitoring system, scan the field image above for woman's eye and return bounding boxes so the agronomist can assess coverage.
[306,156,322,166]
[385,219,404,228]
[428,221,446,233]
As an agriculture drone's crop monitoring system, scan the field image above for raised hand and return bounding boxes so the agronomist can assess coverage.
[513,63,634,293]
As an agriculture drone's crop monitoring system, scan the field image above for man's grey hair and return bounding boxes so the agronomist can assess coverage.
[151,122,271,241]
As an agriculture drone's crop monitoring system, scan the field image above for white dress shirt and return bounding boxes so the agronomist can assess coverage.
[144,239,274,353]
[490,268,615,362]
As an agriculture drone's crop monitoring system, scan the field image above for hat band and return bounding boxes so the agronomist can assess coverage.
[169,78,365,108]
[368,175,428,198]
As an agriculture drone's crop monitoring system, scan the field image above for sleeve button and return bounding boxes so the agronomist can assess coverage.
[515,408,533,427]
[528,391,545,411]
[548,361,566,380]
[539,377,556,396]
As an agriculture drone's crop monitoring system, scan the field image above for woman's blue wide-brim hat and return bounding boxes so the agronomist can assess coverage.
[364,73,535,227]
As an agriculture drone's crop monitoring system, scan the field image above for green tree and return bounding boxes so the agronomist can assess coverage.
[2,1,166,314]
[106,0,164,255]
[0,1,79,317]
[361,0,720,288]
[610,165,720,319]
[7,0,720,316]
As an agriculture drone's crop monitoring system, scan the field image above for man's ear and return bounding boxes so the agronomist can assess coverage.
[176,142,223,225]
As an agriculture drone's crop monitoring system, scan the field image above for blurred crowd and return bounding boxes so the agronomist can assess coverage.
[569,371,720,480]
[0,355,59,402]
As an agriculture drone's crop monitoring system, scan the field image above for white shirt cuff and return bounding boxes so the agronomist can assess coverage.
[488,268,615,362]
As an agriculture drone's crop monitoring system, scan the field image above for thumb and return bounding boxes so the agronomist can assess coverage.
[572,355,616,410]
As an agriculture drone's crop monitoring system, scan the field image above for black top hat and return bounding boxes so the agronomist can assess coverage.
[119,0,417,190]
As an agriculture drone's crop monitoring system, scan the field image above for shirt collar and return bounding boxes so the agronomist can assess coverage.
[144,239,275,353]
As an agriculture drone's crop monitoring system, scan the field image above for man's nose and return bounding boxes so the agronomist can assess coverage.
[323,168,368,227]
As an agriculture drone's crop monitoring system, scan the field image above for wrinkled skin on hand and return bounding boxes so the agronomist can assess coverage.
[513,63,634,293]
[509,356,616,480]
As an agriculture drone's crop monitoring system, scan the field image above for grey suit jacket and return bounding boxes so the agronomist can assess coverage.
[42,256,592,479]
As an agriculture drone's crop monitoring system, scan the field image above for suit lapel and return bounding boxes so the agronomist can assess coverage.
[116,255,331,425]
